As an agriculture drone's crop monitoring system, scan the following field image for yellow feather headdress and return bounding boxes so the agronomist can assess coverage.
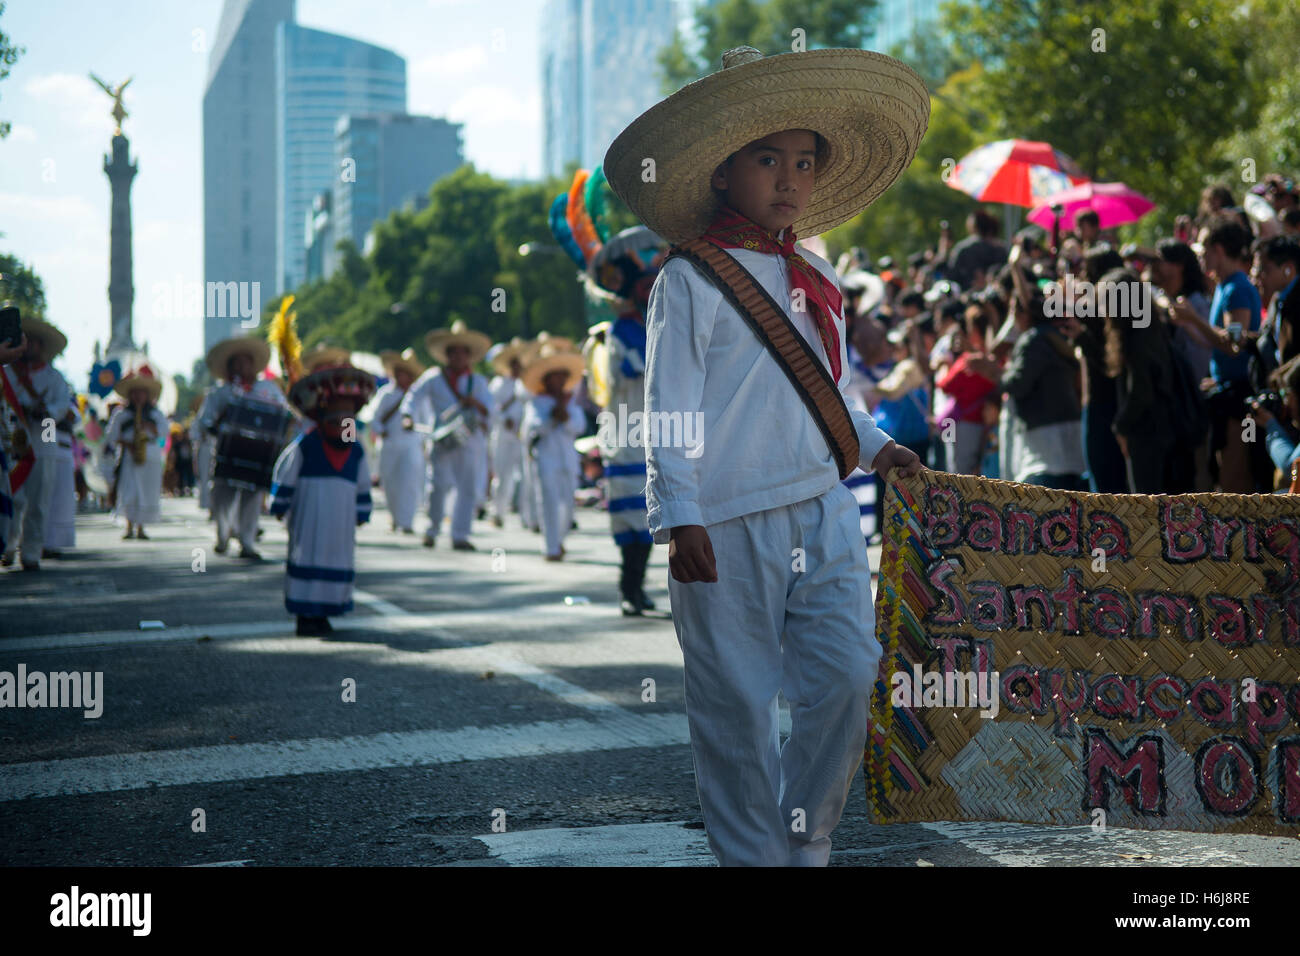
[267,294,304,385]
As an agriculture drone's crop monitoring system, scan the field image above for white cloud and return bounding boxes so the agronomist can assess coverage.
[413,45,489,76]
[6,124,37,143]
[0,191,99,225]
[444,84,540,128]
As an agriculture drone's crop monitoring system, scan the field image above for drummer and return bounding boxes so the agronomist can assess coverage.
[196,333,288,560]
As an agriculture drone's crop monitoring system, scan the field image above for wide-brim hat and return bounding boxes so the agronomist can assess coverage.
[379,347,425,379]
[603,46,930,244]
[206,334,270,380]
[522,344,587,395]
[300,344,353,374]
[114,364,164,401]
[489,336,531,376]
[425,320,491,366]
[18,315,69,358]
[288,364,378,418]
[522,331,577,362]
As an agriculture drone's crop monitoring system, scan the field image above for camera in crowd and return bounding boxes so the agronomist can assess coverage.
[1248,390,1286,417]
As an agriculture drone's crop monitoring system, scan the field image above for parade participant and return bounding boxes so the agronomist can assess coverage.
[521,344,587,561]
[2,316,73,571]
[0,322,30,560]
[605,45,926,865]
[188,394,214,515]
[103,365,168,540]
[589,254,662,614]
[197,334,287,559]
[400,320,494,551]
[270,362,376,636]
[487,337,529,529]
[516,332,574,534]
[372,347,426,534]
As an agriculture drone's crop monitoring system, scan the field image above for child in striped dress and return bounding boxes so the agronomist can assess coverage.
[271,364,376,636]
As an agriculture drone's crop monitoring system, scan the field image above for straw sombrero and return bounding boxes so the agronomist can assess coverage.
[424,320,492,366]
[603,46,930,244]
[488,337,531,376]
[18,315,68,358]
[114,363,164,401]
[206,334,270,380]
[288,364,378,418]
[522,331,577,362]
[300,343,353,374]
[379,347,425,379]
[522,344,587,395]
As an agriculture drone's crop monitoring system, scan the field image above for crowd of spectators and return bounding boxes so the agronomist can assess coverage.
[836,173,1300,500]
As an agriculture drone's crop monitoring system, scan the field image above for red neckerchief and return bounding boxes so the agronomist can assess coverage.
[445,366,469,392]
[321,435,351,472]
[700,206,843,381]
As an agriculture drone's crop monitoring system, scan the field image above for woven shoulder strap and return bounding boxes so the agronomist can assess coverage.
[667,238,860,479]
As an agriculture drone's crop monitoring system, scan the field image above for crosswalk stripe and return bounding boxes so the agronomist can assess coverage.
[473,821,714,867]
[0,712,691,802]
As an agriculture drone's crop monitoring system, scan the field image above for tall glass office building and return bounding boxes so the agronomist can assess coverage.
[541,0,675,179]
[274,23,405,294]
[203,0,295,352]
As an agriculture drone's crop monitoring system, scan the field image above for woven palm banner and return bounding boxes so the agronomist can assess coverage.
[866,470,1300,836]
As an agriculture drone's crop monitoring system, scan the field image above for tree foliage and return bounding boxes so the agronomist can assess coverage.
[0,252,47,318]
[0,2,24,140]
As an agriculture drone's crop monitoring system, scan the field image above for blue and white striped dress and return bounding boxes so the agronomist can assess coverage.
[270,430,372,617]
[603,316,653,546]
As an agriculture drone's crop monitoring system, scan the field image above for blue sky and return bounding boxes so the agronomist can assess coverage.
[1,0,546,393]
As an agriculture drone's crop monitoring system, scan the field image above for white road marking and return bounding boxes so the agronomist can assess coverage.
[0,712,690,803]
[474,821,714,867]
[190,859,255,867]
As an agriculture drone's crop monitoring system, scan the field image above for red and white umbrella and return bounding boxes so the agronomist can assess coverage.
[947,139,1089,207]
[1026,181,1155,230]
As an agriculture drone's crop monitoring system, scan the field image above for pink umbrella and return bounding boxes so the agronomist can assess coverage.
[1027,181,1155,230]
[947,139,1089,207]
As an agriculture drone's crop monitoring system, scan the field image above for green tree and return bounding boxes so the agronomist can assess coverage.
[0,252,47,317]
[0,2,24,140]
[944,0,1264,233]
[659,0,879,92]
[1214,0,1300,180]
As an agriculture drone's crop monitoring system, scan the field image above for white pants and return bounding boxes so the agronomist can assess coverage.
[519,453,539,529]
[428,437,485,542]
[537,465,575,556]
[6,455,56,560]
[46,445,76,549]
[211,481,261,551]
[379,435,424,531]
[490,432,523,522]
[667,482,880,866]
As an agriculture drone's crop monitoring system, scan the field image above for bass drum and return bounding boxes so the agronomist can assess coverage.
[213,397,293,491]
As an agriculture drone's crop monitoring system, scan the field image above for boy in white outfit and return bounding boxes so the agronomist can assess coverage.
[605,46,929,866]
[520,345,587,560]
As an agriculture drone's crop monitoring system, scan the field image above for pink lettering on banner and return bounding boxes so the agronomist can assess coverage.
[1278,739,1300,824]
[1241,682,1289,748]
[1143,675,1186,722]
[1084,730,1164,815]
[1188,679,1236,729]
[1002,664,1044,715]
[1160,501,1208,562]
[1049,669,1089,736]
[1195,737,1260,816]
[924,486,960,547]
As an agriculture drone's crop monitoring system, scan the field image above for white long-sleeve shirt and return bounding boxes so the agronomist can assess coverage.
[489,374,524,435]
[10,362,73,459]
[644,243,893,544]
[522,393,585,476]
[399,368,495,437]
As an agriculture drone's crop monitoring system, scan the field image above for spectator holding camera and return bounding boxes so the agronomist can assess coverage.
[1247,357,1300,480]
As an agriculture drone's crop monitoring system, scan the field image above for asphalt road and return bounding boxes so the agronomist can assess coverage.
[2,492,1298,867]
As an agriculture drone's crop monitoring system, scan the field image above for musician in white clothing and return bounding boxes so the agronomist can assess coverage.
[196,335,288,560]
[2,317,73,571]
[521,345,587,561]
[104,366,168,540]
[372,348,427,534]
[400,320,495,551]
[486,338,528,529]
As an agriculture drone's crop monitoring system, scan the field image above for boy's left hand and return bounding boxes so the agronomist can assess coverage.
[872,440,923,479]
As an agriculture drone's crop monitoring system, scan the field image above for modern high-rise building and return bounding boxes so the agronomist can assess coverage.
[274,23,406,295]
[868,0,945,56]
[304,189,333,283]
[541,0,675,180]
[333,113,464,256]
[203,0,295,352]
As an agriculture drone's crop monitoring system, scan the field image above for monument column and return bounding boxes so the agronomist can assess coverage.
[93,73,138,357]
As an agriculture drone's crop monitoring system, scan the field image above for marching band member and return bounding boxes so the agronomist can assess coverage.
[400,320,495,551]
[487,337,528,529]
[517,332,574,534]
[197,334,287,560]
[521,344,587,561]
[44,402,81,556]
[373,348,426,534]
[270,362,376,636]
[0,315,29,561]
[2,317,72,571]
[103,365,168,540]
[188,395,214,516]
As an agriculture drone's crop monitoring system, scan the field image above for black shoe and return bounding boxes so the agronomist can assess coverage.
[238,548,263,561]
[452,540,476,551]
[423,533,435,548]
[621,598,644,617]
[638,592,656,611]
[296,616,333,636]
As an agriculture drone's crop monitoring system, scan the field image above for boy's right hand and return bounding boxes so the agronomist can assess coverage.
[669,525,717,583]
